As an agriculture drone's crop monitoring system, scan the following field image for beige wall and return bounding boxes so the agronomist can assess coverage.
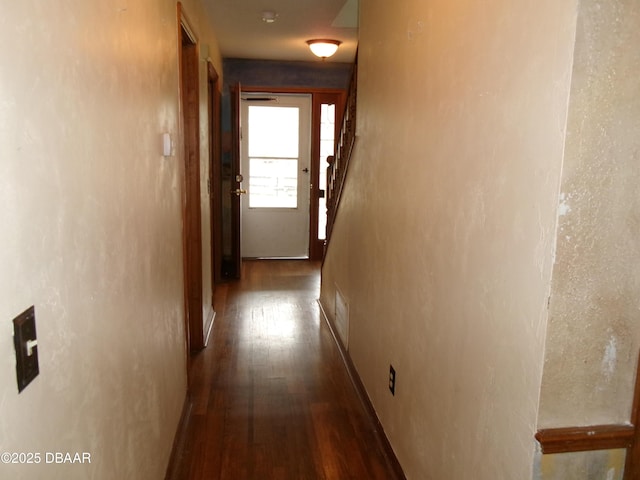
[321,0,578,478]
[537,0,640,478]
[0,1,220,479]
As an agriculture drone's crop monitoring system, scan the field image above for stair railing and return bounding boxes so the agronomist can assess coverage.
[325,63,357,246]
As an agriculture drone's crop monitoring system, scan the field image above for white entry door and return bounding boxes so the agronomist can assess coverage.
[240,94,311,258]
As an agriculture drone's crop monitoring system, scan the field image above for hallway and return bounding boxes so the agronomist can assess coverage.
[168,260,402,479]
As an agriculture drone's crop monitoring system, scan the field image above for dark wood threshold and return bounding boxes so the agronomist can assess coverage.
[536,352,640,480]
[164,394,192,480]
[318,300,406,480]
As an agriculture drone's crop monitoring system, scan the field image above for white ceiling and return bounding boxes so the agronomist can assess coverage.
[203,0,359,63]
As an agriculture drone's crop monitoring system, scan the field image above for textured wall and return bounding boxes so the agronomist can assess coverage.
[0,1,221,479]
[540,0,640,426]
[320,0,578,478]
[537,0,640,477]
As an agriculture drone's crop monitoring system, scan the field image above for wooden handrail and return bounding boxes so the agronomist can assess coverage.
[536,424,634,454]
[325,61,357,245]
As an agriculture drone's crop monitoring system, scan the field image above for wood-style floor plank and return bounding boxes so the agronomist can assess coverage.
[169,260,401,480]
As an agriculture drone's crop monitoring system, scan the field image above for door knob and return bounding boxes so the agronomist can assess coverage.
[232,189,247,196]
[302,168,309,173]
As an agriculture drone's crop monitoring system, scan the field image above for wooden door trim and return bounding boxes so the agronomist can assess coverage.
[229,83,242,278]
[208,62,222,286]
[177,3,204,357]
[177,2,197,43]
[204,61,221,348]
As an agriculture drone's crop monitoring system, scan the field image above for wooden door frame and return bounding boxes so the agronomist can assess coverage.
[229,83,242,279]
[239,86,346,261]
[208,62,222,287]
[177,3,204,361]
[240,92,313,259]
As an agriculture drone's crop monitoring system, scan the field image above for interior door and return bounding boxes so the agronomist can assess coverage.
[240,94,311,258]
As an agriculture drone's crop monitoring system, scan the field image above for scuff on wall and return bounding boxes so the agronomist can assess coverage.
[558,193,572,216]
[601,335,618,382]
[335,285,350,349]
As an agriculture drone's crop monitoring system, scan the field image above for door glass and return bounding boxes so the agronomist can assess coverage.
[248,105,300,208]
[318,103,335,240]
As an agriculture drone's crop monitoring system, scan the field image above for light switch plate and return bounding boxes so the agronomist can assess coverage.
[13,306,39,393]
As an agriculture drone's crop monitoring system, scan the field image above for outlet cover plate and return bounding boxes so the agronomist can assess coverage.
[13,306,39,393]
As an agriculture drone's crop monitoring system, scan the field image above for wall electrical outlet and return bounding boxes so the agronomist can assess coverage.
[389,365,396,396]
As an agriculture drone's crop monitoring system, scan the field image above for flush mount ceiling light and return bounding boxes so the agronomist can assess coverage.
[262,11,278,23]
[306,39,342,59]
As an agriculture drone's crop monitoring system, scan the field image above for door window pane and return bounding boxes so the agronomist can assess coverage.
[248,106,299,158]
[249,158,298,208]
[247,105,300,209]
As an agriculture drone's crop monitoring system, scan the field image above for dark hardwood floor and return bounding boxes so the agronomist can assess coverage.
[167,260,402,480]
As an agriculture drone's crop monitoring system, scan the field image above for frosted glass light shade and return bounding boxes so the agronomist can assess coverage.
[307,39,341,59]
